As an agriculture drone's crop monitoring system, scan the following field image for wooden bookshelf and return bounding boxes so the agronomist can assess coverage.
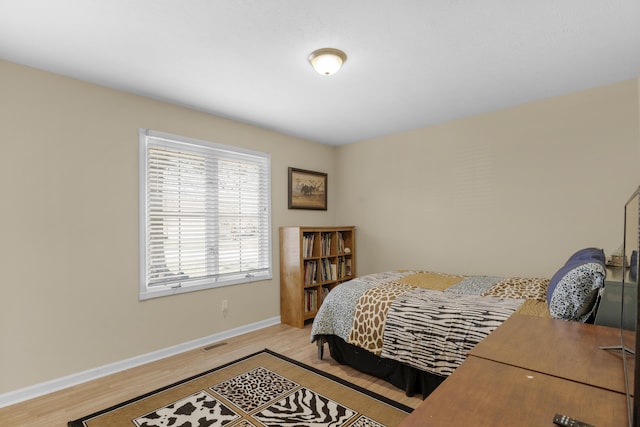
[279,226,355,328]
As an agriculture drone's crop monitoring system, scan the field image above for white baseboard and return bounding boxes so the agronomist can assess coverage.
[0,316,281,408]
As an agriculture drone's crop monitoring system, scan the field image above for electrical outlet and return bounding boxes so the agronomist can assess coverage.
[222,299,228,317]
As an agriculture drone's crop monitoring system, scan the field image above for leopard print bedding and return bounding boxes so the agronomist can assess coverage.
[482,277,550,302]
[311,270,553,379]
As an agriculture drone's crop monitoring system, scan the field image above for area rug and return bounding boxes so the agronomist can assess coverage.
[68,349,412,427]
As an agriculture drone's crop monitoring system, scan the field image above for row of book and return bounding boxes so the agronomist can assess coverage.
[304,287,331,313]
[304,288,318,312]
[304,257,352,284]
[321,232,332,256]
[337,256,352,278]
[304,259,335,283]
[303,232,351,258]
[337,231,346,254]
[302,233,315,258]
[304,260,318,284]
[319,258,334,282]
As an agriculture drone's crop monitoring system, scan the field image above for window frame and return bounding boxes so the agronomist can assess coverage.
[138,129,272,300]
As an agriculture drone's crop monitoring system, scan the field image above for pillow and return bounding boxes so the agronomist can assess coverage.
[567,247,605,264]
[547,257,606,322]
[546,248,605,304]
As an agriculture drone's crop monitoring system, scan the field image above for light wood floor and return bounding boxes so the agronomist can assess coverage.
[0,323,424,426]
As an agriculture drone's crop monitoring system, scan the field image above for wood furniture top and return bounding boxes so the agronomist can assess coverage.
[399,356,628,427]
[469,313,634,394]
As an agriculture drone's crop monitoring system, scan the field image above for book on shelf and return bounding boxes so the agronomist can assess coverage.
[320,258,333,282]
[303,233,315,258]
[304,260,317,284]
[346,259,352,276]
[304,288,318,312]
[321,232,332,256]
[337,231,345,254]
[337,256,345,278]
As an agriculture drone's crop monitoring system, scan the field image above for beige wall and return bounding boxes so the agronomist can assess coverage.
[1,58,639,397]
[336,79,640,278]
[0,60,337,394]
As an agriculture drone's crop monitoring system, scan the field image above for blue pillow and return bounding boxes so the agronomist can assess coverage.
[567,247,605,264]
[547,249,606,322]
[547,248,605,304]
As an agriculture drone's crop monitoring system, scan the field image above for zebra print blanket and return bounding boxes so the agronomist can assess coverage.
[311,270,550,377]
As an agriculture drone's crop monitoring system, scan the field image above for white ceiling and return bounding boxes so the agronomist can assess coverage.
[1,1,639,146]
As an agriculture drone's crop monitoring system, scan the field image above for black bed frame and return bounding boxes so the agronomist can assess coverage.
[316,335,444,399]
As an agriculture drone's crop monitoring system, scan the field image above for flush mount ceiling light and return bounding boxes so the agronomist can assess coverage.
[308,48,347,76]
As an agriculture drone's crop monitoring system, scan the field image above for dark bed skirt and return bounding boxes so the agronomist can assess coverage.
[319,335,445,399]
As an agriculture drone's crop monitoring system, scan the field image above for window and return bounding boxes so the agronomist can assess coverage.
[139,129,271,300]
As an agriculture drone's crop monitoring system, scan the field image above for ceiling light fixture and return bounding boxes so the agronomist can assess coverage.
[309,48,347,76]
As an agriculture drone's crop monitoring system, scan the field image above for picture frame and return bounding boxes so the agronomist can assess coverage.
[288,167,327,210]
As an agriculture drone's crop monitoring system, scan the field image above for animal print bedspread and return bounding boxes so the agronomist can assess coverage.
[311,270,550,377]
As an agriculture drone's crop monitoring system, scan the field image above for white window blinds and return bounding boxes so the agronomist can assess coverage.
[139,129,271,300]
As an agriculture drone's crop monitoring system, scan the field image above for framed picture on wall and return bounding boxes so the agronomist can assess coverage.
[288,167,327,210]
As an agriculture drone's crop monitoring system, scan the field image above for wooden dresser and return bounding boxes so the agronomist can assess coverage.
[399,314,633,427]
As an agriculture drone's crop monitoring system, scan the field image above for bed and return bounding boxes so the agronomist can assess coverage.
[310,248,607,398]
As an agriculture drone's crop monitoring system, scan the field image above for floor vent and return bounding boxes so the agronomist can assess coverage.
[202,342,228,351]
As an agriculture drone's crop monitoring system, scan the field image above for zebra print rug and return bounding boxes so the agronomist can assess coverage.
[68,349,411,427]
